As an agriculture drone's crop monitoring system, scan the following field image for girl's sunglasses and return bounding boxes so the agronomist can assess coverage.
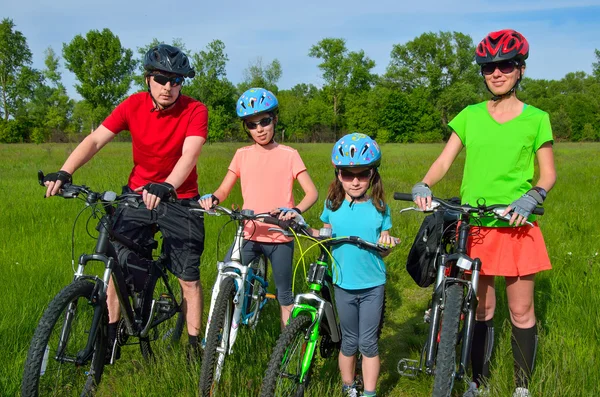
[152,74,184,87]
[481,60,518,76]
[245,117,273,130]
[339,168,373,181]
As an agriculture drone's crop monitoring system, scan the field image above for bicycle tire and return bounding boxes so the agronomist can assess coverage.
[199,277,235,396]
[261,315,315,397]
[139,271,185,359]
[247,254,267,328]
[432,283,464,397]
[21,279,107,397]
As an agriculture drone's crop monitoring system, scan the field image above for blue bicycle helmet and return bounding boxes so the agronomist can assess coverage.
[332,133,382,168]
[236,88,278,119]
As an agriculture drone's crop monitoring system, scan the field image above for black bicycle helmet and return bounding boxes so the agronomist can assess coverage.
[143,44,195,78]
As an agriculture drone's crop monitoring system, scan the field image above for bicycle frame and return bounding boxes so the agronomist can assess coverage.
[202,207,271,355]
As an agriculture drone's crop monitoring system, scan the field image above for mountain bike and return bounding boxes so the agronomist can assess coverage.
[21,172,185,396]
[183,202,277,396]
[393,193,543,397]
[259,218,388,397]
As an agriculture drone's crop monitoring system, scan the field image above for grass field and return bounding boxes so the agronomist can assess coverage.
[1,142,599,397]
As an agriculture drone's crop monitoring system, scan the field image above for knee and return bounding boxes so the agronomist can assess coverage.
[358,336,379,358]
[341,335,359,357]
[180,279,201,294]
[475,301,496,321]
[509,302,535,326]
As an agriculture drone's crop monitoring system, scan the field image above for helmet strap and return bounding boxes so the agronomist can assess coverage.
[485,67,523,102]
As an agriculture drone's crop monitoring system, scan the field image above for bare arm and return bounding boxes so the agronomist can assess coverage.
[142,135,206,209]
[294,170,319,213]
[415,132,463,210]
[45,125,116,197]
[535,142,556,192]
[198,170,239,210]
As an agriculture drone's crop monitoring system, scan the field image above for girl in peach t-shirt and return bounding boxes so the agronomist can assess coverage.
[199,88,318,327]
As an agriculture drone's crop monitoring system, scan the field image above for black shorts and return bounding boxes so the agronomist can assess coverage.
[112,194,205,281]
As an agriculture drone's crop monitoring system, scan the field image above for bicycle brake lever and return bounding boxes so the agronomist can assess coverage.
[267,227,294,237]
[492,208,534,227]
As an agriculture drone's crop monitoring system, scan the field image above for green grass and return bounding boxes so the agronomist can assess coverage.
[1,142,599,396]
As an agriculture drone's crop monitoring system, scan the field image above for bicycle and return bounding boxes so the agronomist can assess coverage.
[21,172,186,396]
[259,218,388,397]
[393,193,543,397]
[183,203,277,396]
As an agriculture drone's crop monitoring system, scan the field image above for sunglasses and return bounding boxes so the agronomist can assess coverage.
[152,74,184,87]
[244,117,273,130]
[481,60,518,76]
[339,169,373,181]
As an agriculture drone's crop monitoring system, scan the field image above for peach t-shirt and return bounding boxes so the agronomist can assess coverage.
[229,144,307,243]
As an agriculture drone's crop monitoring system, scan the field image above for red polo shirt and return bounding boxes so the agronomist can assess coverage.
[102,92,208,198]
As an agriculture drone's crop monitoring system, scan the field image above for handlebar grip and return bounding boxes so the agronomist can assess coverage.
[394,192,413,202]
[179,199,200,208]
[533,207,544,216]
[263,216,291,229]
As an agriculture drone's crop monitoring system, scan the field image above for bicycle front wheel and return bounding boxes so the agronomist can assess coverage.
[199,277,235,396]
[247,254,267,328]
[432,283,464,397]
[21,279,107,397]
[139,271,185,359]
[261,315,315,397]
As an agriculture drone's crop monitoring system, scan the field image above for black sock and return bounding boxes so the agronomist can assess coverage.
[108,322,118,344]
[511,323,538,389]
[188,334,198,347]
[471,319,494,387]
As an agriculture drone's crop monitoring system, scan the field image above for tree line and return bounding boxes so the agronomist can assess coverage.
[1,18,599,144]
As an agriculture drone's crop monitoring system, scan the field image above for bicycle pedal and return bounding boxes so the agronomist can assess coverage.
[397,358,420,378]
[265,293,276,300]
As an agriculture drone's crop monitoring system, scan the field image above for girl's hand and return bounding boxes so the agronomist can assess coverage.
[199,193,219,210]
[377,234,400,250]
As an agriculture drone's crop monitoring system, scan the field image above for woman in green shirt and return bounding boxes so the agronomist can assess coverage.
[411,29,556,397]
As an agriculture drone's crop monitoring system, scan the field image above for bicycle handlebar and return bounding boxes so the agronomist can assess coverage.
[393,192,544,216]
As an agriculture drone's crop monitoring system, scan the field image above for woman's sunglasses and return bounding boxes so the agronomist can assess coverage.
[152,74,184,87]
[339,168,373,181]
[481,60,518,76]
[245,117,273,130]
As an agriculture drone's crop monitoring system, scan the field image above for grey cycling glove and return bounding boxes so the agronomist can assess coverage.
[411,182,432,201]
[509,193,539,218]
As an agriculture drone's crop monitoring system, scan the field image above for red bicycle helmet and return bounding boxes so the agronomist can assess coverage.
[476,29,529,65]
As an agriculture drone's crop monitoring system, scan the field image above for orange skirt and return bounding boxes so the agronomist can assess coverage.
[466,222,552,277]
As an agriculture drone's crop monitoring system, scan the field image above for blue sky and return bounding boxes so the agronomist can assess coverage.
[4,0,600,99]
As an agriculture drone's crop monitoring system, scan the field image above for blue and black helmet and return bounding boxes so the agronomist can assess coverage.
[331,133,382,169]
[236,88,278,119]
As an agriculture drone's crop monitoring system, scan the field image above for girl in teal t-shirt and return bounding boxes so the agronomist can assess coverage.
[411,30,556,397]
[319,133,398,397]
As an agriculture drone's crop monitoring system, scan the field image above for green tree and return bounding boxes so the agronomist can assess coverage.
[63,28,135,127]
[186,40,237,142]
[134,38,188,91]
[385,31,479,94]
[28,47,73,143]
[238,57,282,93]
[0,18,36,122]
[593,49,600,80]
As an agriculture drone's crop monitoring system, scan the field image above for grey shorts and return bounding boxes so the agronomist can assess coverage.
[112,194,205,281]
[334,284,385,358]
[224,239,295,306]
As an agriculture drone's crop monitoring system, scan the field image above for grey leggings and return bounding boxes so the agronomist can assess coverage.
[334,284,385,358]
[225,239,295,306]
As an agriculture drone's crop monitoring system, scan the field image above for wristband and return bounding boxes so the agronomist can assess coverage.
[292,207,302,214]
[530,186,547,202]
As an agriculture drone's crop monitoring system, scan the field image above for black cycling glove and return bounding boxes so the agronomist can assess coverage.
[43,170,72,186]
[144,182,177,202]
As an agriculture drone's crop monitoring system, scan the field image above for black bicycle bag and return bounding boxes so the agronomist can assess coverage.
[405,211,444,288]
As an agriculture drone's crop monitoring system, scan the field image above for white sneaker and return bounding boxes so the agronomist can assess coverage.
[513,387,530,397]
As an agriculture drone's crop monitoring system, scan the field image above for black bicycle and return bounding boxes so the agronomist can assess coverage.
[21,172,186,396]
[394,193,543,397]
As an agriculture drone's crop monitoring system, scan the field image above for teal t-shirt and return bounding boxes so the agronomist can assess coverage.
[320,199,392,289]
[449,102,553,227]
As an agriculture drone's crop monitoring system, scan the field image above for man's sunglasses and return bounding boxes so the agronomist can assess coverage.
[244,117,273,130]
[339,168,373,181]
[481,60,518,76]
[152,74,184,87]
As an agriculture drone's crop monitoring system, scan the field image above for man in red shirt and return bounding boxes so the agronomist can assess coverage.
[43,44,208,361]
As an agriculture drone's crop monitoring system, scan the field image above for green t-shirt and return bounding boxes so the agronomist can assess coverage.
[449,102,553,227]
